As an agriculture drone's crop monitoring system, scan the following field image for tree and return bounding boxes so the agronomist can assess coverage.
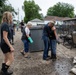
[1,4,17,15]
[0,0,6,18]
[0,0,7,6]
[0,0,17,23]
[47,2,75,18]
[23,0,42,23]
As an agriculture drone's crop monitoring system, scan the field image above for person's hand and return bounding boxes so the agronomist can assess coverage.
[10,46,14,52]
[52,26,56,31]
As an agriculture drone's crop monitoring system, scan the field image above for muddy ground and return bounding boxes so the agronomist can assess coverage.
[0,30,76,75]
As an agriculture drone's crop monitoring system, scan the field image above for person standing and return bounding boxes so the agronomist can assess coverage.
[42,23,51,60]
[20,20,24,33]
[48,21,58,59]
[10,23,15,45]
[21,23,33,58]
[0,11,14,75]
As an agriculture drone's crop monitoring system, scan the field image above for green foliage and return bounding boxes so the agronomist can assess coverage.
[0,0,16,23]
[0,0,6,6]
[47,2,75,18]
[23,0,42,23]
[1,4,14,12]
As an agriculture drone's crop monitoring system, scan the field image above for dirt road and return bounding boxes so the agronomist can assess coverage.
[0,30,75,75]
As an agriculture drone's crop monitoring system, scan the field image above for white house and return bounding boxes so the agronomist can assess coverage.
[28,18,44,26]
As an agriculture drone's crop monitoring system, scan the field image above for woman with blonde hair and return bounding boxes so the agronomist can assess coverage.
[1,11,14,75]
[21,22,33,58]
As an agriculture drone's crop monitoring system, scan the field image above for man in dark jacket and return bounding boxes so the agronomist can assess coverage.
[20,20,24,33]
[42,23,51,60]
[48,21,58,59]
[42,21,58,60]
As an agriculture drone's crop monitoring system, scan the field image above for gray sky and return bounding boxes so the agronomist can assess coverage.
[9,0,76,21]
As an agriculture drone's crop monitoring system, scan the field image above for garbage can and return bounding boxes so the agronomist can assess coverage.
[29,26,44,52]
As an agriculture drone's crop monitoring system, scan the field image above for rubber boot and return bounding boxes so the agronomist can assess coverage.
[52,54,57,59]
[1,63,13,75]
[50,53,53,59]
[50,53,57,59]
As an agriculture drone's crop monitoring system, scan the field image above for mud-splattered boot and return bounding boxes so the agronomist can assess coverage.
[1,63,13,75]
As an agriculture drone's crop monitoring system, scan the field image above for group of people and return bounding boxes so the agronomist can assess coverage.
[0,11,58,75]
[20,20,58,60]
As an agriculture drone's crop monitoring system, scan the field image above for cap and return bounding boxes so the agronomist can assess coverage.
[49,21,55,24]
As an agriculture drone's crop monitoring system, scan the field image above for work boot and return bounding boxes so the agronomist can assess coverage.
[50,53,53,59]
[1,63,13,75]
[50,54,57,59]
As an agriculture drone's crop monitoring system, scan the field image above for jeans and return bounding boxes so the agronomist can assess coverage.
[22,40,29,53]
[50,40,57,56]
[43,36,50,59]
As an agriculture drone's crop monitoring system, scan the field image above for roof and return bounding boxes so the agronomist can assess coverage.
[44,16,70,21]
[30,18,43,22]
[63,18,76,21]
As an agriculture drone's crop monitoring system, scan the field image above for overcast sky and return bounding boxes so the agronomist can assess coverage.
[8,0,76,21]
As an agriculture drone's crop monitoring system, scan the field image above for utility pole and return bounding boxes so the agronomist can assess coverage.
[18,8,19,22]
[17,8,19,31]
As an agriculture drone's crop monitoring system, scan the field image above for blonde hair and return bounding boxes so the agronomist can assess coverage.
[1,11,13,24]
[26,22,32,26]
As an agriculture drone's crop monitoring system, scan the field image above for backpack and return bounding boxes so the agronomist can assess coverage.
[21,27,31,42]
[21,27,28,40]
